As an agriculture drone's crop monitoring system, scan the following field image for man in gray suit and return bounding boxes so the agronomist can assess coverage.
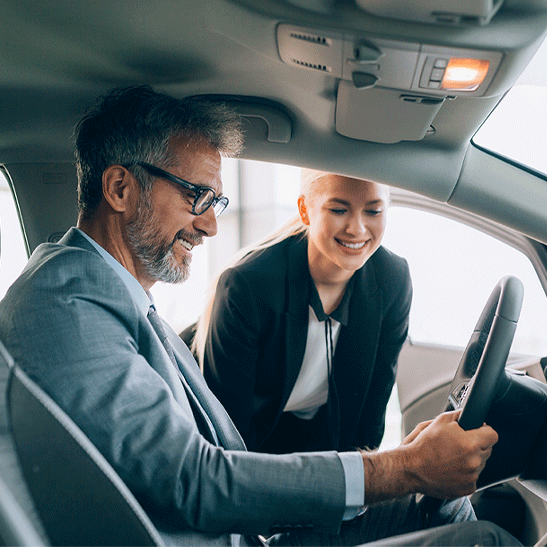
[0,86,519,546]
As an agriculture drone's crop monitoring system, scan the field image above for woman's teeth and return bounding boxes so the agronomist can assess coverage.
[339,240,366,250]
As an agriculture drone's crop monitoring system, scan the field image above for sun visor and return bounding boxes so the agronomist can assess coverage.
[335,82,444,143]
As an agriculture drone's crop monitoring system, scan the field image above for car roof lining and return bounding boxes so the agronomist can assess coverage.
[2,0,547,249]
[1,0,546,160]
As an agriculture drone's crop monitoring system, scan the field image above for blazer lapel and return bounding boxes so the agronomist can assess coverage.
[281,236,311,409]
[168,330,247,451]
[333,263,383,446]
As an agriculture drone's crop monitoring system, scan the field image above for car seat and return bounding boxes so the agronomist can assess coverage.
[0,342,49,546]
[0,340,165,546]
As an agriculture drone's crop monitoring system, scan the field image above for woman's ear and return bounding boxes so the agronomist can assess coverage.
[102,165,138,213]
[297,195,310,225]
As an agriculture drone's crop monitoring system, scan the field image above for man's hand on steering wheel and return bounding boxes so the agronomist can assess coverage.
[399,410,499,499]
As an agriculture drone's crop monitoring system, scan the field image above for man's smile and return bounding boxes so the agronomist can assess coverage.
[178,238,194,251]
[174,230,203,254]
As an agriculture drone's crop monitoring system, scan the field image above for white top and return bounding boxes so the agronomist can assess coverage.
[284,306,341,419]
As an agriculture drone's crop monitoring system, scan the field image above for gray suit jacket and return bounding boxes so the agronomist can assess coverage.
[0,228,346,545]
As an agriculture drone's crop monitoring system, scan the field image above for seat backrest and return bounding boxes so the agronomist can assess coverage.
[1,341,165,547]
[0,472,46,546]
[0,343,49,546]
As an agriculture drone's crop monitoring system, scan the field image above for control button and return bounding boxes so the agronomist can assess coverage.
[434,58,448,68]
[352,72,378,89]
[355,44,382,62]
[430,68,445,81]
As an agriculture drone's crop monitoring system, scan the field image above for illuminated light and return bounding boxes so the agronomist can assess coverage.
[441,58,490,91]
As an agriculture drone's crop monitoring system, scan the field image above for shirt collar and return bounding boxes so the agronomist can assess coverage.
[308,272,355,326]
[76,228,152,316]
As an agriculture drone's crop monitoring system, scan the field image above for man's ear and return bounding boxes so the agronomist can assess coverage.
[102,165,138,213]
[297,195,310,225]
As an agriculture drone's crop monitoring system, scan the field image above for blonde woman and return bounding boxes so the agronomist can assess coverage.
[189,169,412,453]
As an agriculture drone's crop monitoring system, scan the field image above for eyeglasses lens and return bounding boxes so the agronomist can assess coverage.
[213,198,228,217]
[193,190,214,215]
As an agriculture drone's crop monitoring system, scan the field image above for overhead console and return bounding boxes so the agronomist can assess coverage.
[277,24,502,96]
[277,23,503,143]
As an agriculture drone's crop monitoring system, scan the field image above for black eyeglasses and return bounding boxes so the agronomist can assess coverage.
[135,162,229,217]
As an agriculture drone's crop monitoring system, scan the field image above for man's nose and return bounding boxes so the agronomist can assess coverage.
[194,206,218,237]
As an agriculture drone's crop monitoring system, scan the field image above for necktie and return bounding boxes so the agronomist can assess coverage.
[147,305,220,445]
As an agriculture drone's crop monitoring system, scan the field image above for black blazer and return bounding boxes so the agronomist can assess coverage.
[203,233,412,452]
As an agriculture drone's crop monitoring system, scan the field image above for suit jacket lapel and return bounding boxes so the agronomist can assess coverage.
[168,329,247,451]
[333,262,383,447]
[281,236,311,409]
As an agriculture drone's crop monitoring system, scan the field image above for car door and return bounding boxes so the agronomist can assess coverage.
[381,188,547,442]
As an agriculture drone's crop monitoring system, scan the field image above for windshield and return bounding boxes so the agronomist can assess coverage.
[473,34,547,177]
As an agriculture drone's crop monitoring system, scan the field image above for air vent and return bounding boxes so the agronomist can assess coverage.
[289,32,332,47]
[277,24,344,78]
[292,59,331,72]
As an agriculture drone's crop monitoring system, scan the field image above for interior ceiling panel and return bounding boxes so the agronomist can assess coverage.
[1,0,547,194]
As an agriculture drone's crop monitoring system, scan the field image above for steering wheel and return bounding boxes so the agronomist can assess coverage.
[443,275,524,430]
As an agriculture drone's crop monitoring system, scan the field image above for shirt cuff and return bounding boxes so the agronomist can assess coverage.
[338,451,365,521]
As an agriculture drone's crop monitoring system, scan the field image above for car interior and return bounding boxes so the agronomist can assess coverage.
[2,0,547,545]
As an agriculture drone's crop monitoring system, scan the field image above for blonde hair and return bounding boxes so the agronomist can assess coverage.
[300,168,330,196]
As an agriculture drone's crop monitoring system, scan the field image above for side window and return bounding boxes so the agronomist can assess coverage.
[0,172,28,298]
[382,206,547,356]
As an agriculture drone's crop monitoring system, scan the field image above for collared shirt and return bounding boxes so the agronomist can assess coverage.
[75,228,365,517]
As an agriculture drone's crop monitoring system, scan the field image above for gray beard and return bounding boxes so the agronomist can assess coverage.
[126,197,191,285]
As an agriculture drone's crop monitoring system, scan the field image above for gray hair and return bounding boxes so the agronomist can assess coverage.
[75,85,244,220]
